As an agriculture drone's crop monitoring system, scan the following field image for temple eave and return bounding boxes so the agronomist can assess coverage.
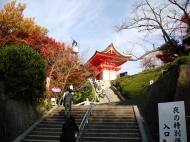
[86,43,130,81]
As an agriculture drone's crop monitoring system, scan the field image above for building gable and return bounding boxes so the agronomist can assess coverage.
[103,43,123,56]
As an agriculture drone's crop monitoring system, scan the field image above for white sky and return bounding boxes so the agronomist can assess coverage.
[1,0,165,75]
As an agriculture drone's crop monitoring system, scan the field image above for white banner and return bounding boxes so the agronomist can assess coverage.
[158,101,187,142]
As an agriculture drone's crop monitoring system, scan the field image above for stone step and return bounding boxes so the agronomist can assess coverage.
[87,121,137,125]
[42,118,82,122]
[23,139,58,142]
[82,128,140,133]
[92,106,133,109]
[30,131,61,136]
[21,106,85,142]
[94,105,133,111]
[80,136,142,142]
[24,134,59,140]
[91,114,135,117]
[91,112,135,115]
[47,113,86,117]
[82,132,140,137]
[90,115,136,119]
[33,127,62,132]
[45,114,85,118]
[89,119,136,122]
[86,124,138,129]
[37,123,81,128]
[79,105,141,142]
[21,104,142,142]
[92,110,134,112]
[43,117,82,121]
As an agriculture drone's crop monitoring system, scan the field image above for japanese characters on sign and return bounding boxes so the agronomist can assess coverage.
[158,101,187,142]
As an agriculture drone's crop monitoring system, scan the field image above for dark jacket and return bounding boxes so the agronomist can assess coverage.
[60,116,79,142]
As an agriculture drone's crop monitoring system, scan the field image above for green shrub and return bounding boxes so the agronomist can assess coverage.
[0,45,46,101]
[38,98,52,110]
[73,92,83,104]
[73,81,95,104]
[81,83,95,101]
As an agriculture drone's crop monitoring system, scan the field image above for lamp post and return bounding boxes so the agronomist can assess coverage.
[72,40,79,54]
[70,40,79,92]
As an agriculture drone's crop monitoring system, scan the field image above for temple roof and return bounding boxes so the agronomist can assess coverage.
[87,43,131,67]
[102,43,125,56]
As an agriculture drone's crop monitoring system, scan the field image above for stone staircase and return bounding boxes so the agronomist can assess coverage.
[21,106,87,142]
[97,87,121,104]
[79,104,142,142]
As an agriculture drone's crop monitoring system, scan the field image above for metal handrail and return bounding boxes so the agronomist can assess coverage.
[76,96,96,142]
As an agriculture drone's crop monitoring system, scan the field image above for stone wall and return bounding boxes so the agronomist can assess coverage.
[143,65,179,141]
[175,64,190,114]
[144,64,190,141]
[0,99,42,142]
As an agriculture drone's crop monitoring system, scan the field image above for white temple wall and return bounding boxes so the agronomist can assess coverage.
[101,70,117,81]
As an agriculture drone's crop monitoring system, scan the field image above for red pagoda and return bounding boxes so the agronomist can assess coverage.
[87,43,131,81]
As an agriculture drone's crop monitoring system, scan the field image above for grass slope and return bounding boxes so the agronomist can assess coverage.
[113,55,190,99]
[112,67,165,99]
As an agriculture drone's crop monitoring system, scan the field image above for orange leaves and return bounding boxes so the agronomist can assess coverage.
[0,1,95,94]
[1,1,25,31]
[25,29,62,60]
[0,1,46,34]
[0,1,59,60]
[0,1,45,38]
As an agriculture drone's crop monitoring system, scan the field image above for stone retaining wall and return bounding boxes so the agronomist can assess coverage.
[0,99,42,142]
[144,64,190,141]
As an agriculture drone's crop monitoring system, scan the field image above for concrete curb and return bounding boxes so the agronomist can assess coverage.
[110,86,126,102]
[133,105,149,142]
[13,106,58,142]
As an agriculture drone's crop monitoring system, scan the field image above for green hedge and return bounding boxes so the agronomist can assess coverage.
[0,45,46,101]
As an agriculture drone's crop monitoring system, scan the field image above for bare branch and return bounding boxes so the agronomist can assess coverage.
[116,0,189,62]
[126,48,160,61]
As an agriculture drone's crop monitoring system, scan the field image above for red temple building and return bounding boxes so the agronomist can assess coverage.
[87,43,131,81]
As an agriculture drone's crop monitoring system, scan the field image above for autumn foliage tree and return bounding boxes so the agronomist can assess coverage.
[0,1,62,61]
[0,1,95,103]
[48,46,95,104]
[156,40,186,63]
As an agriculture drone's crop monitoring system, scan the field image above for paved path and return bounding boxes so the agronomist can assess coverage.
[96,87,121,104]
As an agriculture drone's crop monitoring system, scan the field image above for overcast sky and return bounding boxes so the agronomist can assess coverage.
[1,0,164,75]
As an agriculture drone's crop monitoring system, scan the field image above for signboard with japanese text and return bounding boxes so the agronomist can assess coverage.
[158,101,187,142]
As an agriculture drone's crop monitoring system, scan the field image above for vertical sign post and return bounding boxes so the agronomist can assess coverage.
[158,101,187,142]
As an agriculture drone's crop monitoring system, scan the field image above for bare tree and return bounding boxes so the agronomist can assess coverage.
[124,47,160,61]
[168,0,190,32]
[116,0,190,60]
[140,52,162,70]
